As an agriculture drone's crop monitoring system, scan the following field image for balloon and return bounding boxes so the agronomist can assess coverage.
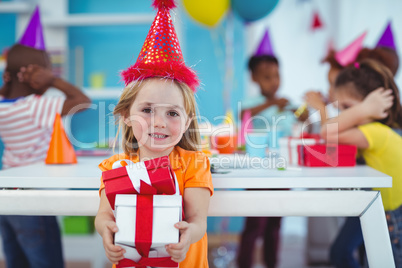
[183,0,229,27]
[231,0,280,22]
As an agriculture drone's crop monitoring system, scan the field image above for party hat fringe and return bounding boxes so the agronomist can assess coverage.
[122,0,199,91]
[122,61,199,91]
[152,0,176,11]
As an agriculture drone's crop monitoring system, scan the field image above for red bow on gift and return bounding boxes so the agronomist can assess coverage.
[118,256,178,268]
[102,156,176,208]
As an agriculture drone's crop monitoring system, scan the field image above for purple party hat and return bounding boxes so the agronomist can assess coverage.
[19,6,46,50]
[255,29,274,56]
[376,22,396,50]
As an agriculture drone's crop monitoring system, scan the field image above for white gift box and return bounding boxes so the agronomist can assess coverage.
[114,194,182,261]
[279,137,319,166]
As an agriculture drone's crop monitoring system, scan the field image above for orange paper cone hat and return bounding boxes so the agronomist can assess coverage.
[45,113,77,164]
[121,0,199,92]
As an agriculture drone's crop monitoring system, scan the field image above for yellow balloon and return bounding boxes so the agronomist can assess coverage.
[183,0,229,27]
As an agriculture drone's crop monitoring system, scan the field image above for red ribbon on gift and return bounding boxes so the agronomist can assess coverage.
[117,256,178,268]
[136,195,153,257]
[116,195,179,268]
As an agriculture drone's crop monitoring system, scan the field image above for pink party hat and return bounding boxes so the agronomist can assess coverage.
[376,22,396,50]
[255,29,274,56]
[19,6,45,50]
[240,110,254,146]
[335,32,366,66]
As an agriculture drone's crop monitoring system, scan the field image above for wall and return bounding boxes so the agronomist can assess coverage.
[244,0,402,105]
[0,8,15,169]
[1,0,402,152]
[336,0,402,87]
[66,0,246,146]
[66,0,245,123]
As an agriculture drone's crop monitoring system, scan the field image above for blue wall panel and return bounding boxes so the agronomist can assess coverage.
[68,25,150,87]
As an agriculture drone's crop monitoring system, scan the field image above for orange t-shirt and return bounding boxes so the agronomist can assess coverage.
[99,146,214,268]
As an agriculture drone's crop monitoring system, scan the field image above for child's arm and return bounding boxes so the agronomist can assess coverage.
[94,189,126,265]
[321,88,394,147]
[165,187,210,263]
[18,64,91,115]
[305,91,328,125]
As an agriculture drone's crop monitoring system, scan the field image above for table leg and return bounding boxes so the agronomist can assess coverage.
[360,192,394,268]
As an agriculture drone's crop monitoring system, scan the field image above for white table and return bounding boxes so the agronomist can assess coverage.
[0,156,395,267]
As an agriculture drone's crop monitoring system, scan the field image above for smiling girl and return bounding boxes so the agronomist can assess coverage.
[95,78,213,267]
[94,0,213,267]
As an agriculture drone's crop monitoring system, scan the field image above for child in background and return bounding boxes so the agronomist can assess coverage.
[0,27,90,268]
[321,59,402,267]
[241,54,296,137]
[237,54,294,268]
[94,1,213,267]
[305,47,399,126]
[305,24,399,127]
[305,43,400,267]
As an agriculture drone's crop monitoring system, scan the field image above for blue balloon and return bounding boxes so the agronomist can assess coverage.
[231,0,280,22]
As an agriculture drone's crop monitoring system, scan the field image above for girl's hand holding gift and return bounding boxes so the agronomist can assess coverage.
[166,221,192,263]
[99,220,126,265]
[361,87,394,119]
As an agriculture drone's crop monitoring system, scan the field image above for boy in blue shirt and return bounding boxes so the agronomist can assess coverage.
[237,54,294,268]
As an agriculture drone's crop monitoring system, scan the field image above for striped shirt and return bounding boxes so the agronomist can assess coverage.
[0,94,65,169]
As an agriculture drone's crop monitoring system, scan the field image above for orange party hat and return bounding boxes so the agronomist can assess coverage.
[45,113,77,164]
[121,0,199,92]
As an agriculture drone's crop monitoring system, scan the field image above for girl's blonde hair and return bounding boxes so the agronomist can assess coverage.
[113,78,201,156]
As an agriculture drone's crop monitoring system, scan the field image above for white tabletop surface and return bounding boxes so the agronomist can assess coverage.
[0,155,392,189]
[0,156,394,267]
